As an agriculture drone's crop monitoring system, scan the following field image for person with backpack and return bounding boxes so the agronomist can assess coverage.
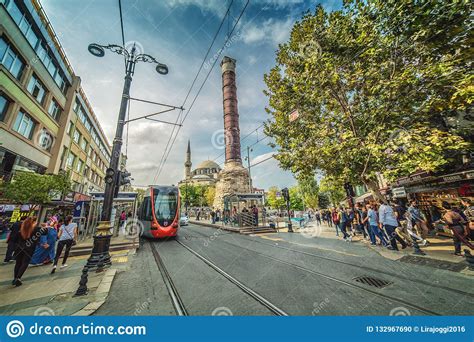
[11,216,46,286]
[340,207,352,241]
[51,215,77,274]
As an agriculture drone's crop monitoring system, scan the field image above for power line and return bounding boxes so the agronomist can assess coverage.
[213,122,266,162]
[250,154,275,168]
[152,0,236,183]
[154,0,250,182]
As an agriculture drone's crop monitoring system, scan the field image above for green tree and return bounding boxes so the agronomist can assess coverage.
[1,171,71,213]
[266,186,286,209]
[205,186,216,208]
[297,175,319,209]
[289,185,304,211]
[319,176,345,207]
[318,192,330,209]
[264,2,470,200]
[179,184,211,207]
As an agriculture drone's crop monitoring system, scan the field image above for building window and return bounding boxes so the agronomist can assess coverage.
[73,129,80,144]
[75,159,83,173]
[0,93,11,122]
[12,110,35,139]
[48,98,62,121]
[80,138,88,151]
[67,121,74,135]
[27,74,47,105]
[66,152,76,168]
[0,36,25,80]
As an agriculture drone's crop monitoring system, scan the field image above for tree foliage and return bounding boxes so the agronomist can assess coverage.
[266,186,286,209]
[264,1,471,198]
[320,176,346,207]
[179,184,214,207]
[1,171,71,211]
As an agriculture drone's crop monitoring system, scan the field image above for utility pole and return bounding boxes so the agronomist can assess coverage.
[84,43,168,268]
[246,146,252,192]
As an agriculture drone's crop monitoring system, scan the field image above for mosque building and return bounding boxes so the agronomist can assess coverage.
[178,140,221,187]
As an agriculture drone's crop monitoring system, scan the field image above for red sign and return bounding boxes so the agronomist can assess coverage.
[288,109,299,122]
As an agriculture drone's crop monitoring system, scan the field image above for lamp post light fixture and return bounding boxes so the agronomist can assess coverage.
[84,42,169,270]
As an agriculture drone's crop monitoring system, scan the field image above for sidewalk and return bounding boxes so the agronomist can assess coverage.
[189,219,472,274]
[0,238,137,316]
[298,222,473,274]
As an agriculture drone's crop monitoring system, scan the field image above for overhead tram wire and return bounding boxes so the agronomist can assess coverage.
[154,0,249,182]
[152,0,235,183]
[155,0,250,181]
[212,122,266,163]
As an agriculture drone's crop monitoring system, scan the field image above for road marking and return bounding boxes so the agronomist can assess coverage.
[111,256,128,263]
[259,235,284,242]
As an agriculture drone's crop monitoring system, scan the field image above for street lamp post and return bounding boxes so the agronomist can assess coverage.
[84,43,168,268]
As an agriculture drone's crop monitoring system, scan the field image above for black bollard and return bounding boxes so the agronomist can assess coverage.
[74,266,89,296]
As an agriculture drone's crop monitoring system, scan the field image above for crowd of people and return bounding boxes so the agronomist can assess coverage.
[312,199,474,256]
[3,214,78,287]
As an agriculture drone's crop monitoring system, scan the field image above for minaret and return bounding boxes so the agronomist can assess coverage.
[184,139,192,179]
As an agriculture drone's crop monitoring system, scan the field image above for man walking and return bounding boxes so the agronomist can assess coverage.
[379,200,407,251]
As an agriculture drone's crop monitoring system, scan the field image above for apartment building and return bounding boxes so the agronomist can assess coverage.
[0,0,111,198]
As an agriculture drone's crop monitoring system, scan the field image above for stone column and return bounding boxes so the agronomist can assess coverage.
[213,57,251,210]
[221,56,241,165]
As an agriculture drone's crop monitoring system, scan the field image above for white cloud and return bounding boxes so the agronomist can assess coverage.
[240,18,293,45]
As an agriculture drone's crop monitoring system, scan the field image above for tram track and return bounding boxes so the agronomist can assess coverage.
[187,226,474,298]
[149,241,188,316]
[175,239,289,316]
[182,227,473,315]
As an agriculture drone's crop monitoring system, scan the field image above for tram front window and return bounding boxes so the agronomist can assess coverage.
[153,188,178,225]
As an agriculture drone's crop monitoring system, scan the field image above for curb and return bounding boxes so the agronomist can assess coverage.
[189,220,241,233]
[72,268,117,316]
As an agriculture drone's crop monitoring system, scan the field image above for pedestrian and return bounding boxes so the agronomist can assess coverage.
[354,203,368,239]
[252,205,259,226]
[30,218,58,265]
[332,208,340,236]
[4,216,26,263]
[11,216,46,286]
[441,201,468,256]
[210,209,216,224]
[379,200,407,251]
[362,204,376,245]
[461,198,474,240]
[407,200,429,238]
[51,215,77,274]
[315,210,321,226]
[367,204,388,246]
[196,208,201,221]
[339,207,351,241]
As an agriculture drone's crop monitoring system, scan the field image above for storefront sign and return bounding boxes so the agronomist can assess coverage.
[73,201,86,218]
[392,187,407,198]
[0,204,16,213]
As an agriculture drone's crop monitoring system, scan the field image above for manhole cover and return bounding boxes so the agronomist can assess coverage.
[353,276,392,288]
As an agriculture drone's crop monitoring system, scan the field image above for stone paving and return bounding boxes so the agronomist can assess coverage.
[0,242,135,316]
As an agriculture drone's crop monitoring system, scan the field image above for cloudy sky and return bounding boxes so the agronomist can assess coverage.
[41,0,341,189]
